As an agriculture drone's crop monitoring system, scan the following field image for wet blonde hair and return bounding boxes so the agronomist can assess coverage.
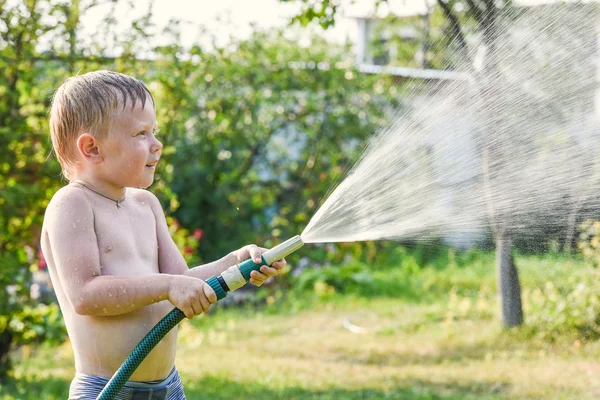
[49,70,155,180]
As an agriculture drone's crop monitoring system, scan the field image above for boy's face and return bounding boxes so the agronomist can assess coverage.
[99,99,162,189]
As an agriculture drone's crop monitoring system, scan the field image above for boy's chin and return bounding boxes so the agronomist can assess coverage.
[139,177,155,189]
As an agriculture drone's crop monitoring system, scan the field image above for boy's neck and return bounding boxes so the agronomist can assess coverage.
[71,173,127,203]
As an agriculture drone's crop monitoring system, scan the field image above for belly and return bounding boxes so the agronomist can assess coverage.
[68,301,178,381]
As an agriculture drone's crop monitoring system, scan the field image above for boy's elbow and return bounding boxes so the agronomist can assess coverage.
[72,298,90,315]
[71,284,93,315]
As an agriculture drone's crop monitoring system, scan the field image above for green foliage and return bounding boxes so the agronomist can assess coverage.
[0,0,72,379]
[522,272,600,342]
[4,304,65,346]
[153,31,396,260]
[294,262,374,295]
[290,243,485,300]
[283,0,340,29]
[166,216,202,266]
[577,220,600,268]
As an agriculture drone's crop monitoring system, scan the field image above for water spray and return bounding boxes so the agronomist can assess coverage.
[97,235,304,400]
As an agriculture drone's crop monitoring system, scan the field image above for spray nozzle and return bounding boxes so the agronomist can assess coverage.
[206,235,304,300]
[261,235,304,265]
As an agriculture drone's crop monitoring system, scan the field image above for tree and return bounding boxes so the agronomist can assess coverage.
[281,0,525,327]
[439,0,525,328]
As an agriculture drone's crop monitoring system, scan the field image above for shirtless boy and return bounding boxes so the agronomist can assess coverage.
[41,70,285,399]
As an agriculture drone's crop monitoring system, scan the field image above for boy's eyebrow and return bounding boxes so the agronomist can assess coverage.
[133,121,159,132]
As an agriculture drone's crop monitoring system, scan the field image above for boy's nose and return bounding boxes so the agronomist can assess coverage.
[151,137,163,153]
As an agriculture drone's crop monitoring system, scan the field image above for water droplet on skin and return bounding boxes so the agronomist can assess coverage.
[94,304,99,308]
[103,308,108,314]
[108,293,113,297]
[72,223,77,228]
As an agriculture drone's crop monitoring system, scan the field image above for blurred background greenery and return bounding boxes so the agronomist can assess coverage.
[2,0,600,398]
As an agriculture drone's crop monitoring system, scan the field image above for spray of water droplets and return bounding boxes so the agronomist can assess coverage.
[302,3,600,246]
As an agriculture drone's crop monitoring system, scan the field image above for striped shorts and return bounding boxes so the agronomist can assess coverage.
[68,366,186,399]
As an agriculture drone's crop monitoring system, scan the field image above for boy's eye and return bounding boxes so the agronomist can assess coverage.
[136,129,159,137]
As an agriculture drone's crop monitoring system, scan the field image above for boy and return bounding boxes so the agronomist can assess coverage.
[41,70,285,399]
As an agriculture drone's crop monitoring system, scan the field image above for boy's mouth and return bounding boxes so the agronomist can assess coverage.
[146,161,158,168]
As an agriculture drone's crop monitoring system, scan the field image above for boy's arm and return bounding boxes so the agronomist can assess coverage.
[147,191,238,278]
[45,188,212,318]
[147,192,283,284]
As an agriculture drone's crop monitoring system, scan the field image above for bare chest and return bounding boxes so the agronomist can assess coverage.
[92,201,158,276]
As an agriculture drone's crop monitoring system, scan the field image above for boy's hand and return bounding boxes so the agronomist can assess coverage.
[168,275,217,319]
[231,244,287,287]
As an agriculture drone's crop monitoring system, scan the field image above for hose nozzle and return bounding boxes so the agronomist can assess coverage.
[206,235,304,300]
[262,235,304,265]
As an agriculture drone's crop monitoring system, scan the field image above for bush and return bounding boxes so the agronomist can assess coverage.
[0,303,65,378]
[5,303,65,346]
[578,220,600,268]
[521,272,600,341]
[294,262,373,296]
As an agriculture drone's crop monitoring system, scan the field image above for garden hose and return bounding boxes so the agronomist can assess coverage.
[96,235,304,400]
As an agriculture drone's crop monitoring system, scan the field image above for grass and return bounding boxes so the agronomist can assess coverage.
[2,251,600,399]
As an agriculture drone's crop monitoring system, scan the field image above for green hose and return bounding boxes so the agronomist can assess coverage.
[96,235,303,400]
[96,308,186,399]
[95,272,244,400]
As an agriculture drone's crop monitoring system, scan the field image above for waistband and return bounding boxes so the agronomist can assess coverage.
[74,366,178,389]
[69,366,186,400]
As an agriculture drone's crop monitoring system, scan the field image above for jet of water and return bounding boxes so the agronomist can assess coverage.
[302,3,600,246]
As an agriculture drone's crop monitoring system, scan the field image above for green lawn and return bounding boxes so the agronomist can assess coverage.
[3,252,600,399]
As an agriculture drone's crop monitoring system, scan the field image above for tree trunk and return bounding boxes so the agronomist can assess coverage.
[496,233,523,327]
[564,195,584,253]
[0,329,13,380]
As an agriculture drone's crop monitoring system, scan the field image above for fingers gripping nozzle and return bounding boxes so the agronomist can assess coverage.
[206,235,304,300]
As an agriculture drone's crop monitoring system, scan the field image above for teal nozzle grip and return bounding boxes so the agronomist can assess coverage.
[239,256,268,281]
[206,275,227,300]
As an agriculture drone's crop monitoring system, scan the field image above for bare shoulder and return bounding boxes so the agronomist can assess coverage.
[44,185,93,228]
[127,187,161,207]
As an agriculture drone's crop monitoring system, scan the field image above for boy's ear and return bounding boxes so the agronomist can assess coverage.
[76,133,103,164]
